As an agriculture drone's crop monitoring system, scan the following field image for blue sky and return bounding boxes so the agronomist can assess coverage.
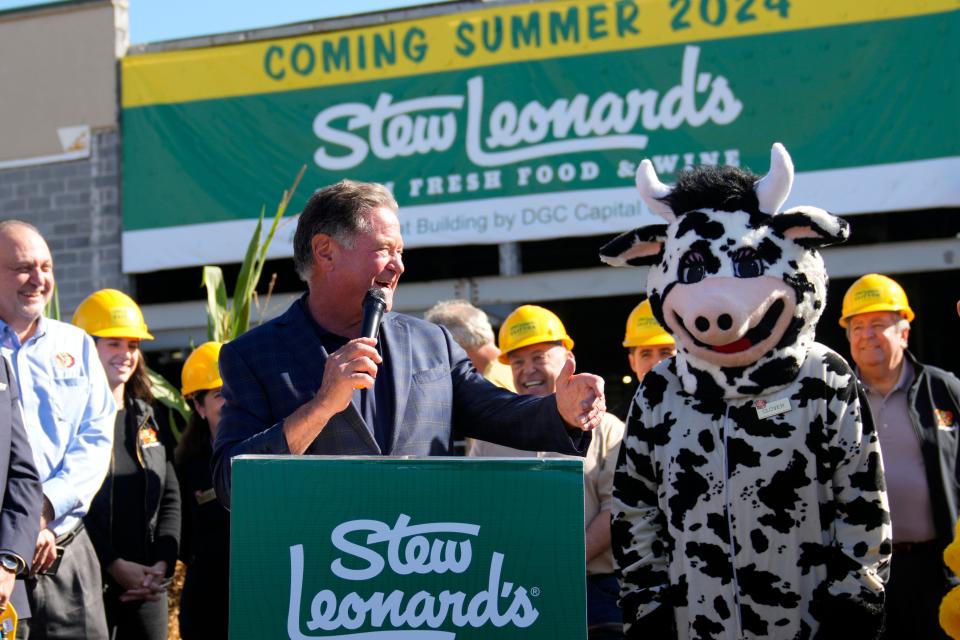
[0,0,440,44]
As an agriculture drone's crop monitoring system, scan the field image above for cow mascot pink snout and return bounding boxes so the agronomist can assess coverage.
[601,144,892,639]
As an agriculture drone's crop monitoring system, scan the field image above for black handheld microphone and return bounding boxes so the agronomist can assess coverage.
[360,287,387,341]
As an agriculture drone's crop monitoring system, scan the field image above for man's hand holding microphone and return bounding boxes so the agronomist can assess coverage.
[283,288,386,454]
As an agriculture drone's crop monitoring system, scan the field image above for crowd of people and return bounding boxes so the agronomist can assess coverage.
[0,170,957,639]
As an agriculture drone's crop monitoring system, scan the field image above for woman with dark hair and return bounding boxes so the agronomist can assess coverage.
[73,289,180,640]
[176,341,229,639]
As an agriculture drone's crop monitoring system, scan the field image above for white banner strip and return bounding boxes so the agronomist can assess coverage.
[122,156,960,273]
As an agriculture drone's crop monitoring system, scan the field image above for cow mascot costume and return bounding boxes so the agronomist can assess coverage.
[600,143,891,639]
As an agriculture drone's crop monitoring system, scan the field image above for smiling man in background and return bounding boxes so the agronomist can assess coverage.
[0,220,114,639]
[470,304,625,639]
[842,273,960,640]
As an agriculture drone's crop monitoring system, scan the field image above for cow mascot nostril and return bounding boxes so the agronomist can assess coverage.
[601,143,892,639]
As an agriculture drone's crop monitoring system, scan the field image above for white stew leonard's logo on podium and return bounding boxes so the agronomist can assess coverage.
[288,514,539,639]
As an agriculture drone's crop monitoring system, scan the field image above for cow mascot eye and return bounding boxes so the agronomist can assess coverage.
[678,250,706,284]
[732,248,764,278]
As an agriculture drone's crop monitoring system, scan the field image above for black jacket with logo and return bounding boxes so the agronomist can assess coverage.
[904,352,960,547]
[85,396,181,586]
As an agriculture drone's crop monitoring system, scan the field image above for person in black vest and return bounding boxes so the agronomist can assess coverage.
[175,342,228,640]
[73,289,180,640]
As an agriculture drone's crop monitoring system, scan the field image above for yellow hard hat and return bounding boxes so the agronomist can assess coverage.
[498,305,574,364]
[623,299,675,348]
[839,274,915,328]
[181,342,224,397]
[72,289,154,340]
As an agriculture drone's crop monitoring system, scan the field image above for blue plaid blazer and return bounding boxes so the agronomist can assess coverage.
[0,357,42,615]
[213,298,587,505]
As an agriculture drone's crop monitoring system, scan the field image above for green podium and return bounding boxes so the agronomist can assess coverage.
[229,456,586,639]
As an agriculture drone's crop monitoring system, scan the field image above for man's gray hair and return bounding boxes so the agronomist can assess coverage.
[423,299,495,350]
[292,180,398,282]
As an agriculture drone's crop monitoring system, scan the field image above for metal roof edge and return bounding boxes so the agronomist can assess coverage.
[0,0,109,22]
[126,0,536,55]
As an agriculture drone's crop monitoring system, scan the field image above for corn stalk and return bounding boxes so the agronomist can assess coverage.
[43,284,60,321]
[148,368,190,437]
[151,167,306,428]
[203,166,305,342]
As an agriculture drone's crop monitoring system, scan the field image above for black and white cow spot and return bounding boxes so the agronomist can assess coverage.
[738,563,801,609]
[686,541,734,583]
[848,451,885,493]
[797,542,860,583]
[727,437,762,474]
[756,450,811,534]
[841,496,891,531]
[668,448,710,529]
[705,512,730,544]
[677,210,726,240]
[750,528,769,553]
[698,428,715,453]
[739,603,768,636]
[642,370,669,409]
[692,613,724,640]
[713,596,730,620]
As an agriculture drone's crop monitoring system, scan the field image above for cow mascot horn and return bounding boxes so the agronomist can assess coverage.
[600,143,891,639]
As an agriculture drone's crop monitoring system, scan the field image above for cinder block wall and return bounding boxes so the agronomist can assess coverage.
[0,129,130,315]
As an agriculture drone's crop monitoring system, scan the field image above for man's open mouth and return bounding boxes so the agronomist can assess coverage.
[675,298,786,355]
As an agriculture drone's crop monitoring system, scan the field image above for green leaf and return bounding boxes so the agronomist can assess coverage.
[147,366,191,426]
[201,166,307,345]
[230,165,306,340]
[245,166,306,326]
[44,283,61,321]
[230,208,265,340]
[165,406,183,443]
[202,266,229,342]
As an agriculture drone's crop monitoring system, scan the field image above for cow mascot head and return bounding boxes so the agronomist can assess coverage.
[601,143,848,398]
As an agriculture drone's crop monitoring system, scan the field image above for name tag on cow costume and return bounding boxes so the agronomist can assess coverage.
[754,397,791,419]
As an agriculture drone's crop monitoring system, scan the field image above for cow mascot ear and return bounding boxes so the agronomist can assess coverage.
[600,224,668,267]
[769,206,850,248]
[755,144,848,246]
[599,159,675,267]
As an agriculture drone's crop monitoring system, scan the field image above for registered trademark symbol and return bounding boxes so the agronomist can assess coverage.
[530,586,541,597]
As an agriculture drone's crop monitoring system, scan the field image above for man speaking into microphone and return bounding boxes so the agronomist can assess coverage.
[212,180,605,506]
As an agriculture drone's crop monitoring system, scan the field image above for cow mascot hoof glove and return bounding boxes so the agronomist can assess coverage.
[600,143,892,640]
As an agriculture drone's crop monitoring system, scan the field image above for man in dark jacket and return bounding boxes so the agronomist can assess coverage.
[0,356,42,622]
[841,273,960,639]
[213,180,605,506]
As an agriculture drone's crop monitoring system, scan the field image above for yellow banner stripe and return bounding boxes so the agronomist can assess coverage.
[122,0,958,108]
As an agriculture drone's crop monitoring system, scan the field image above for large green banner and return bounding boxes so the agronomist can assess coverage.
[230,456,586,639]
[121,0,960,272]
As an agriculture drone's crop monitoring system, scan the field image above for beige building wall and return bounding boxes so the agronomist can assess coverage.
[0,0,125,164]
